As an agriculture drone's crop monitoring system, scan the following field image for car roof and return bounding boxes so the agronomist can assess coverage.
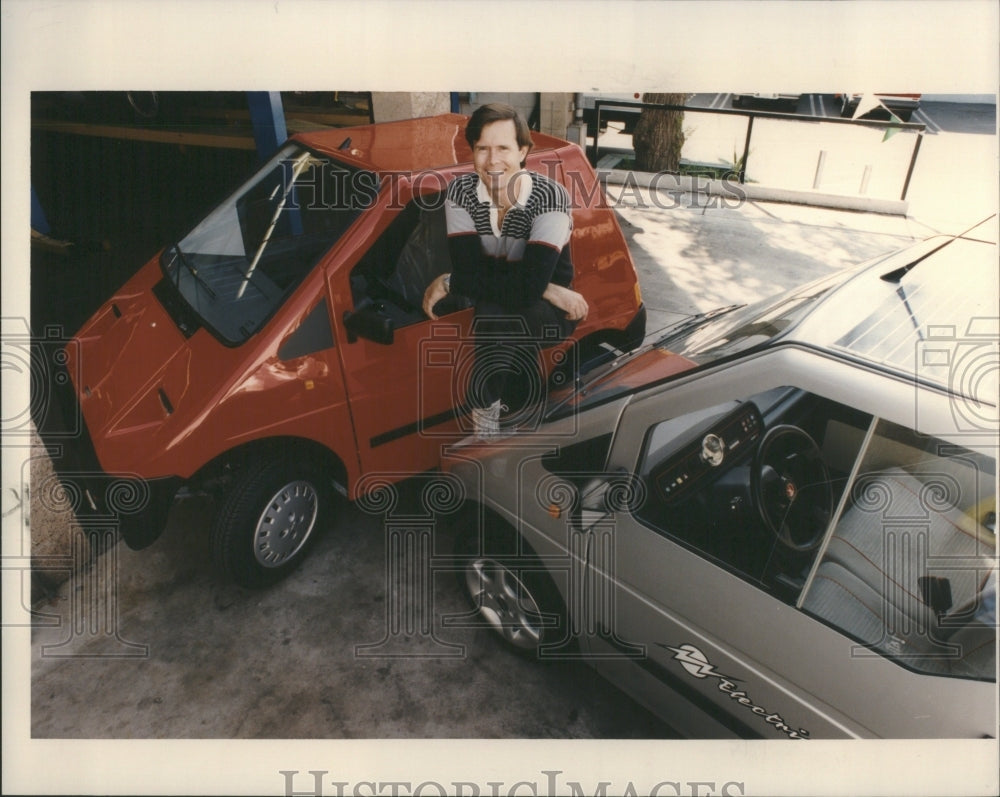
[795,227,998,402]
[293,113,570,175]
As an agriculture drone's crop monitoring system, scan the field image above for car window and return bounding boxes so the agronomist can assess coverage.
[801,418,996,681]
[161,143,375,345]
[349,191,467,328]
[633,386,872,603]
[632,385,997,682]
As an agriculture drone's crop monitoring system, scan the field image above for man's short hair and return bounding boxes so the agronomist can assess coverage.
[465,102,533,158]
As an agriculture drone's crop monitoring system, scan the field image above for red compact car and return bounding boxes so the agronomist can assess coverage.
[62,114,646,586]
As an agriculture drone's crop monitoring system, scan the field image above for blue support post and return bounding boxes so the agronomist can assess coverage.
[246,91,288,161]
[450,92,461,114]
[31,185,50,235]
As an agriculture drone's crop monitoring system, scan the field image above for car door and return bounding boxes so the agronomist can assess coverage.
[332,183,475,486]
[581,351,996,738]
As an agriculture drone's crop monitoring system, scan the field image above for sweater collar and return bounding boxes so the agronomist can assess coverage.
[475,171,532,209]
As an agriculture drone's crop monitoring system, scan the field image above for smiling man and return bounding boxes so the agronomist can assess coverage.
[422,103,589,437]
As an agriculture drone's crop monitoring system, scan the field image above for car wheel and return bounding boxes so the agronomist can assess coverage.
[454,514,567,656]
[212,455,329,588]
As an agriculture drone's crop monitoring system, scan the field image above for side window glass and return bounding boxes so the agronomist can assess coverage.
[801,418,997,680]
[634,386,871,603]
[350,192,464,328]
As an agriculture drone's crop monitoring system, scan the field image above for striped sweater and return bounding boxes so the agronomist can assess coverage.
[445,171,574,310]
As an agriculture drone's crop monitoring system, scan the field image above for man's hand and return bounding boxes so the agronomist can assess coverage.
[543,283,589,322]
[423,276,588,322]
[422,273,450,320]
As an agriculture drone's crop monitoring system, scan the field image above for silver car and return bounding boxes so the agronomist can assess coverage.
[443,220,998,739]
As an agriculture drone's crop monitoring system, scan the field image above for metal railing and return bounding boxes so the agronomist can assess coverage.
[593,99,927,201]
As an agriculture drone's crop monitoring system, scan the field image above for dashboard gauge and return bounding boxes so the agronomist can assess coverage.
[701,433,725,466]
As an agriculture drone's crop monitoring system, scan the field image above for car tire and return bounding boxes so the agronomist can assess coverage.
[212,454,330,588]
[453,511,568,657]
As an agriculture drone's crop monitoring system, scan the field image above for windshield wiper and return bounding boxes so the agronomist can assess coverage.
[170,244,216,299]
[569,304,747,391]
[654,303,745,342]
[581,304,746,377]
[238,151,314,299]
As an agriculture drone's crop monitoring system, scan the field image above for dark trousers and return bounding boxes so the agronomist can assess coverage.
[469,300,576,412]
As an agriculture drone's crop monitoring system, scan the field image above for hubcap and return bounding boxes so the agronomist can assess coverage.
[465,557,543,650]
[253,480,318,567]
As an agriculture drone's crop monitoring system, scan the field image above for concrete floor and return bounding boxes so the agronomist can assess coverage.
[30,484,676,739]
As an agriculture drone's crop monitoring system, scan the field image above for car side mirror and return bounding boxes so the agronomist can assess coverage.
[343,302,395,345]
[579,477,612,512]
[578,468,636,521]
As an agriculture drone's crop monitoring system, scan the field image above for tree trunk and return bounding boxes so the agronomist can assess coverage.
[632,93,686,173]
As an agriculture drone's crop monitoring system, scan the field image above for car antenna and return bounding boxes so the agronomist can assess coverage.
[881,213,997,283]
[338,137,352,150]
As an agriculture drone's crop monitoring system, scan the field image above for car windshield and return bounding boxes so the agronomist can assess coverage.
[545,271,847,418]
[160,143,377,344]
[547,230,997,420]
[665,273,844,363]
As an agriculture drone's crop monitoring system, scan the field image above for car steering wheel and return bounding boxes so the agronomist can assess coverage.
[750,424,833,552]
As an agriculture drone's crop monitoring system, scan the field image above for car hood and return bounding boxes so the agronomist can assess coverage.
[546,345,700,416]
[68,261,195,444]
